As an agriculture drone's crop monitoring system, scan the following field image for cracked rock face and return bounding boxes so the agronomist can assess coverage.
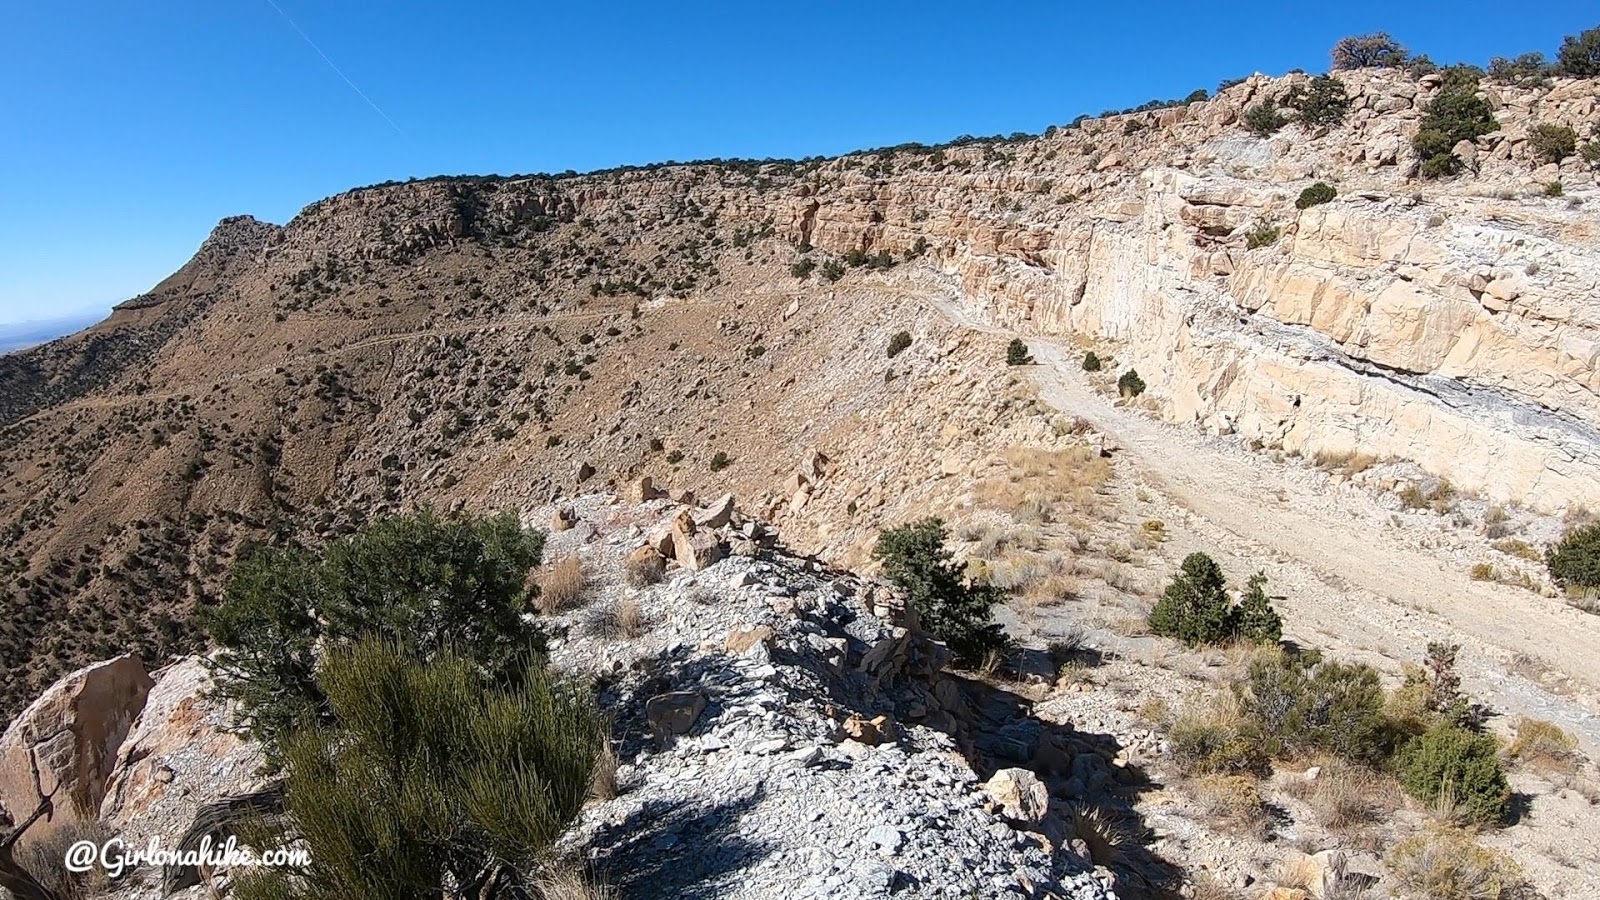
[0,654,153,848]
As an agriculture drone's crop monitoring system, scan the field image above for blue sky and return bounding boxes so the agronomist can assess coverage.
[1,1,1594,327]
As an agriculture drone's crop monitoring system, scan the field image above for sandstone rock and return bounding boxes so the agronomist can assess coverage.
[645,691,707,740]
[0,655,153,847]
[983,768,1050,824]
[725,626,775,655]
[693,492,736,529]
[841,714,896,746]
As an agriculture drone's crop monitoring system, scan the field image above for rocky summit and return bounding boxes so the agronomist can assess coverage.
[5,33,1600,900]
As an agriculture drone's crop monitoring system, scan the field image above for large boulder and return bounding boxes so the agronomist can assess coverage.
[0,655,153,846]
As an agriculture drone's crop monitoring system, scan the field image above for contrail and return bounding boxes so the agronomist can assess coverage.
[261,0,405,135]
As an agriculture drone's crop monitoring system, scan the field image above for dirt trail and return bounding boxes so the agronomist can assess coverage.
[924,292,1600,753]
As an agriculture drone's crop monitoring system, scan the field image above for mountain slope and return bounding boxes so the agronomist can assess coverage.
[1,68,1598,722]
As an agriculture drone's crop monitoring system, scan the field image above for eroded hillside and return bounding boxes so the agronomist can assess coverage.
[2,67,1598,727]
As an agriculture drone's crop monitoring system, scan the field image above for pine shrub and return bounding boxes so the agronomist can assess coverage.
[1397,722,1511,826]
[201,509,547,763]
[886,330,912,358]
[1149,552,1235,645]
[1296,182,1337,210]
[1547,522,1600,605]
[1117,369,1146,398]
[1235,572,1283,644]
[1006,338,1033,366]
[1082,351,1102,372]
[1243,102,1288,137]
[873,518,1008,665]
[1530,124,1576,164]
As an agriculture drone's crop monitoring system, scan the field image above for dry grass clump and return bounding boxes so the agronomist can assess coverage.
[1312,449,1380,474]
[623,550,665,587]
[535,555,590,614]
[532,863,618,900]
[588,734,620,802]
[16,813,113,900]
[1386,829,1529,900]
[1491,538,1541,562]
[975,446,1113,524]
[1168,693,1268,776]
[1507,716,1580,773]
[590,597,649,640]
[1281,757,1397,832]
[1191,774,1271,838]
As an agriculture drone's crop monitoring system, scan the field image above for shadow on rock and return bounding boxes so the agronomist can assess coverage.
[938,672,1184,900]
[586,789,772,900]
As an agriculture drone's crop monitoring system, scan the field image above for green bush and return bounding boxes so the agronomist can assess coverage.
[1243,102,1288,137]
[821,260,846,282]
[1240,651,1392,765]
[1082,351,1102,372]
[1544,180,1565,198]
[1283,75,1352,127]
[1006,338,1033,366]
[873,518,1008,665]
[1296,182,1337,210]
[1397,722,1511,826]
[1117,369,1146,397]
[1149,553,1236,646]
[1530,124,1577,163]
[201,510,547,762]
[1150,556,1284,648]
[790,258,817,279]
[1556,25,1600,77]
[886,330,912,358]
[1235,572,1283,644]
[710,450,732,471]
[1413,76,1498,178]
[1245,222,1280,249]
[1489,52,1552,86]
[1331,33,1407,70]
[233,640,600,900]
[1547,523,1600,594]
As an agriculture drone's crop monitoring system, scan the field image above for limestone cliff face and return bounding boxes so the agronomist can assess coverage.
[773,70,1600,513]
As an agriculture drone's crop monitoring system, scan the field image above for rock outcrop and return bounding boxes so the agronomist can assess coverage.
[0,655,153,846]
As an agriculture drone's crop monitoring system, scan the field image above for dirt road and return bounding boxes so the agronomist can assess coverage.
[926,291,1600,753]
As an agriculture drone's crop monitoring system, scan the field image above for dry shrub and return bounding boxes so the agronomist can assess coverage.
[1508,716,1580,773]
[623,551,665,587]
[976,446,1113,523]
[535,556,590,614]
[15,813,114,900]
[588,735,619,802]
[1491,538,1541,562]
[532,862,618,900]
[590,597,649,640]
[1313,449,1379,474]
[1283,757,1396,831]
[1185,873,1242,900]
[1168,693,1269,776]
[1386,830,1529,900]
[1191,774,1271,838]
[1068,803,1139,870]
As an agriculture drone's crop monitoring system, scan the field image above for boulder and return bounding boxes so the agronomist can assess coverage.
[841,714,896,746]
[574,461,596,484]
[645,691,707,740]
[676,529,724,571]
[693,492,737,529]
[983,767,1050,824]
[0,655,154,847]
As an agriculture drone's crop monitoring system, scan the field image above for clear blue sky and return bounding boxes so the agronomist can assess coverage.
[1,1,1593,326]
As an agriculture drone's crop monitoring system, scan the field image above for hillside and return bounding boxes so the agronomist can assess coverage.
[4,67,1600,722]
